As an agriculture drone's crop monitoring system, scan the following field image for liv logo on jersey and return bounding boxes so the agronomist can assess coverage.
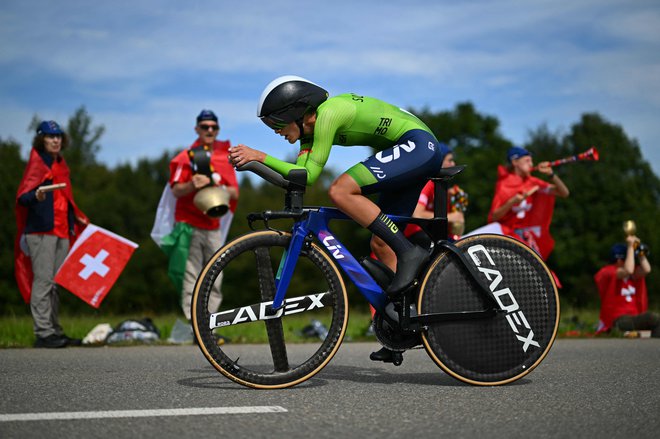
[322,235,345,260]
[54,224,138,308]
[209,293,329,329]
[375,140,416,163]
[467,244,540,352]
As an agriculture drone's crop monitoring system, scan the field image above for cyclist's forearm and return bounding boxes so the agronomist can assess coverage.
[263,152,326,186]
[262,154,320,185]
[263,154,304,176]
[297,157,323,185]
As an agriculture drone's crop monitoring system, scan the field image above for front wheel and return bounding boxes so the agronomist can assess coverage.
[192,231,349,389]
[418,234,559,385]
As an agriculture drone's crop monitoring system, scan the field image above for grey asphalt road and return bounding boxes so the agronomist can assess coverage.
[1,339,658,439]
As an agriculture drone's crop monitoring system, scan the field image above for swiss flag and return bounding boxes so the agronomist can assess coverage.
[54,224,138,308]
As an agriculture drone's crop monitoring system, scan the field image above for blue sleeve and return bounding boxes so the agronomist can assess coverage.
[18,190,38,206]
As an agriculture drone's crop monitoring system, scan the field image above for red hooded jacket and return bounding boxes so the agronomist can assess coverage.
[14,148,87,302]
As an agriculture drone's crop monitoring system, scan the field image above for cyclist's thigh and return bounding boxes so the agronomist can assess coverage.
[346,129,444,216]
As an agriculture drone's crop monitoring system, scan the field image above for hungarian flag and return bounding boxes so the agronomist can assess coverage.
[54,224,138,308]
[150,184,234,294]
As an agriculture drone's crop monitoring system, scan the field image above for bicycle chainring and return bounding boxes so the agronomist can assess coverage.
[373,312,422,352]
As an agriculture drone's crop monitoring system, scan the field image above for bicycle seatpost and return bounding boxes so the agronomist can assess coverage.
[430,165,466,241]
[429,178,448,241]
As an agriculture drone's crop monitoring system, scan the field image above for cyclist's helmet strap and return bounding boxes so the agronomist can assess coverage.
[258,75,328,130]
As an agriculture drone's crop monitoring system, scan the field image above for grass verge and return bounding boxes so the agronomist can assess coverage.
[0,310,377,348]
[0,306,650,348]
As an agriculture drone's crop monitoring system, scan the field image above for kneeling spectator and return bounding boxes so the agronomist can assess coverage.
[595,236,657,337]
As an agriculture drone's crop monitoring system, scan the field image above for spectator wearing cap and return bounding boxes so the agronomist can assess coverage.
[595,237,657,336]
[165,110,239,331]
[14,120,89,348]
[487,146,570,260]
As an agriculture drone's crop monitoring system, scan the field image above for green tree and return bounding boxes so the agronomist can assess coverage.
[0,139,28,313]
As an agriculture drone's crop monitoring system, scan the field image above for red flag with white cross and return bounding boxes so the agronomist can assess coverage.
[54,224,138,308]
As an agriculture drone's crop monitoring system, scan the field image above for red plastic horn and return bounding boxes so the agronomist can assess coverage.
[533,146,599,170]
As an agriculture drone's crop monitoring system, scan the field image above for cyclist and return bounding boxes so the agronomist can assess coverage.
[229,75,448,297]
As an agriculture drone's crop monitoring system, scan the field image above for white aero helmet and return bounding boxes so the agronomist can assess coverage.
[257,75,328,129]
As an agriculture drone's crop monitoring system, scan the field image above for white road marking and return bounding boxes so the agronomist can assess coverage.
[0,406,287,422]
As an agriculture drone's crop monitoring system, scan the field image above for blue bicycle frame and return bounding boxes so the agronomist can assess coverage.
[238,161,491,322]
[270,207,412,314]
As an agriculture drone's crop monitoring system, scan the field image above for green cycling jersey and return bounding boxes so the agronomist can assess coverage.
[263,93,434,185]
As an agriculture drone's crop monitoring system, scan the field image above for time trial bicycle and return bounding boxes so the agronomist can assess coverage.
[191,161,559,389]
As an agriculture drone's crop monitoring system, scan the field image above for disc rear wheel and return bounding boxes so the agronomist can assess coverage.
[418,234,559,385]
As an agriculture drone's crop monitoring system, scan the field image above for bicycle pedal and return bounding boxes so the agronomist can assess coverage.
[370,347,404,365]
[390,351,404,366]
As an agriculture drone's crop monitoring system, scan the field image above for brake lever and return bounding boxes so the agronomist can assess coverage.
[247,212,284,235]
[247,213,259,231]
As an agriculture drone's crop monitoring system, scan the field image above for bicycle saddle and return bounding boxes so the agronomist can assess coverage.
[431,165,466,180]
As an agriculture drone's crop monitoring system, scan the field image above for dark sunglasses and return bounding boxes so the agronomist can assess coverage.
[198,124,219,131]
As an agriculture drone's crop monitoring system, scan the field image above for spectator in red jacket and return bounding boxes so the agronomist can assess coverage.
[15,121,88,348]
[167,110,239,328]
[488,146,569,260]
[594,236,656,337]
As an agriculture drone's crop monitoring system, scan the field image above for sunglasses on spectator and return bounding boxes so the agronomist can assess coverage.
[198,124,219,131]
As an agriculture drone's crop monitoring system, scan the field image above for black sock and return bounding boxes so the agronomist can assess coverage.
[367,212,414,255]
